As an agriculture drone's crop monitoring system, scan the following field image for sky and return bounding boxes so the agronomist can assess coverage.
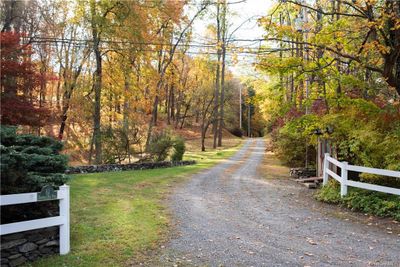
[191,0,275,76]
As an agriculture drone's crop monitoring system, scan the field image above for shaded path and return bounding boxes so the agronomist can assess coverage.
[160,138,400,266]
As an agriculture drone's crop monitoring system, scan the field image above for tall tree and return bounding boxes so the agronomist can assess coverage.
[1,0,49,128]
[217,0,228,147]
[1,31,49,127]
[212,2,222,149]
[145,1,209,150]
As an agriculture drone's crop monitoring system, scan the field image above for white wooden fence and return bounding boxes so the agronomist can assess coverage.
[0,185,70,255]
[323,153,400,197]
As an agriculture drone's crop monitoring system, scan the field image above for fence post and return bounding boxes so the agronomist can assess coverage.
[340,162,348,197]
[59,184,70,255]
[323,153,329,186]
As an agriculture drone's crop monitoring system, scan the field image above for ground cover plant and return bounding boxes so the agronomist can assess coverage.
[317,181,400,221]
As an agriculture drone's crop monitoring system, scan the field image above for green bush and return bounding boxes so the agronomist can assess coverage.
[148,131,174,162]
[316,182,400,221]
[272,99,400,184]
[171,137,185,162]
[315,180,342,204]
[274,114,319,167]
[101,124,143,164]
[1,126,69,194]
[320,100,400,187]
[322,99,400,171]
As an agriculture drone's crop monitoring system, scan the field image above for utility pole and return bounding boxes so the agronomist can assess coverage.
[304,6,310,115]
[247,101,251,137]
[239,86,242,129]
[303,4,310,168]
[295,0,310,168]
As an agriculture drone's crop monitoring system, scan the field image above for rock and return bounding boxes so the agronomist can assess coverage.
[66,160,196,174]
[9,256,26,267]
[18,242,38,253]
[26,251,40,261]
[0,258,9,264]
[27,234,43,242]
[0,252,10,258]
[36,238,49,245]
[27,254,39,261]
[304,182,317,189]
[1,239,27,250]
[8,254,21,260]
[40,229,58,239]
[2,234,24,241]
[45,240,59,247]
[7,248,18,254]
[39,247,52,254]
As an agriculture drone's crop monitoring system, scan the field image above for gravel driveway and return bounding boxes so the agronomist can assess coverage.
[159,138,400,267]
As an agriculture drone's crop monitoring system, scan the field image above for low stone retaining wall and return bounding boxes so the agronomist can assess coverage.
[66,160,196,174]
[0,227,59,266]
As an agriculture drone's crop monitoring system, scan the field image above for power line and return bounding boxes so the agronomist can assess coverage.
[26,36,275,56]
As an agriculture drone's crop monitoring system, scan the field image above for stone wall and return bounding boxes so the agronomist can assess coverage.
[0,227,59,266]
[66,160,196,174]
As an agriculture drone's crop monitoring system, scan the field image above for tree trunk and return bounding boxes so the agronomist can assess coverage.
[145,91,159,150]
[217,44,225,146]
[123,71,131,162]
[93,49,102,164]
[175,90,182,128]
[201,115,211,152]
[213,3,221,149]
[167,83,172,125]
[170,84,175,121]
[217,1,227,147]
[58,89,72,141]
[201,129,206,151]
[180,99,191,129]
[90,0,102,164]
[123,70,130,132]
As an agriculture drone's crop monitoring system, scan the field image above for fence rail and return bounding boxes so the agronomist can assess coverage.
[323,153,400,197]
[0,185,70,255]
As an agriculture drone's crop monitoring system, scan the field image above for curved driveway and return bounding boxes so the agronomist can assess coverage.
[160,138,400,267]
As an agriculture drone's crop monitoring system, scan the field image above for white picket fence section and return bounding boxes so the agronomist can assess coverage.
[323,153,400,197]
[0,185,70,255]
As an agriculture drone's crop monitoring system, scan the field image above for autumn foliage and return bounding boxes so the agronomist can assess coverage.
[1,31,49,127]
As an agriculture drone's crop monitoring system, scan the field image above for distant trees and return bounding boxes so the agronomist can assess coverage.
[0,0,244,164]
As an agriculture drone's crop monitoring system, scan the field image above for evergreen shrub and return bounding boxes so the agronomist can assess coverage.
[0,126,69,194]
[171,137,185,162]
[148,131,174,162]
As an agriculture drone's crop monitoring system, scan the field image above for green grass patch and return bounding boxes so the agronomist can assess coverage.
[316,180,400,221]
[30,142,242,267]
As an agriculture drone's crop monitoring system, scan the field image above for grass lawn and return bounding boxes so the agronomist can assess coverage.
[29,138,243,267]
